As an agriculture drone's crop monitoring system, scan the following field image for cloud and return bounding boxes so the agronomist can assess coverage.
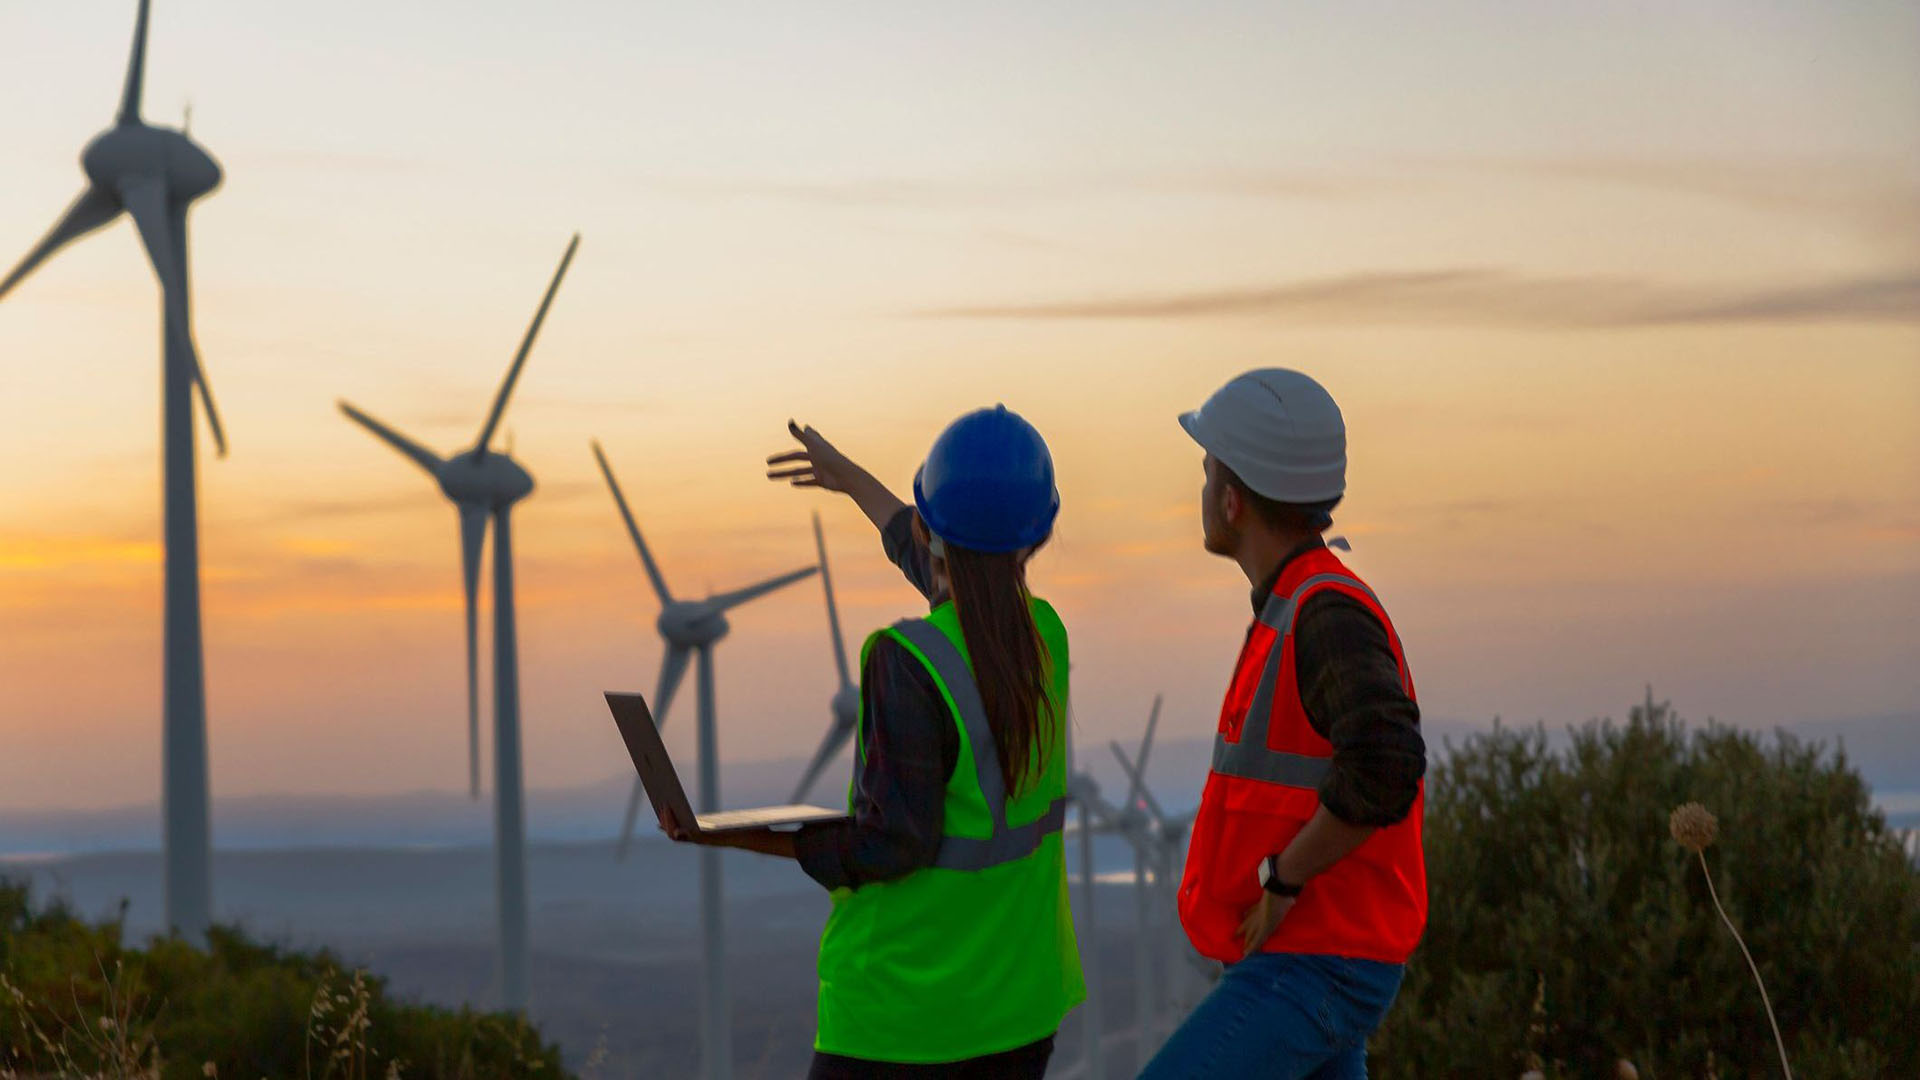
[919,267,1920,328]
[638,177,1043,209]
[1754,498,1920,542]
[261,493,429,524]
[1467,156,1920,250]
[1650,274,1920,325]
[633,168,1392,211]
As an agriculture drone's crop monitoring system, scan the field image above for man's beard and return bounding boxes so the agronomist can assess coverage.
[1202,516,1235,557]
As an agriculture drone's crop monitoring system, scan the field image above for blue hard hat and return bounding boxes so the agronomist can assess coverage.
[913,405,1060,554]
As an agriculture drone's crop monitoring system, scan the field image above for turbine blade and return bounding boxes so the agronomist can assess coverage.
[1111,740,1146,814]
[790,717,855,804]
[1,188,120,302]
[814,512,852,688]
[1138,694,1162,776]
[590,440,673,602]
[459,504,488,800]
[653,645,692,729]
[339,402,444,477]
[167,203,226,457]
[1109,741,1168,825]
[615,779,645,860]
[121,177,228,456]
[1139,782,1168,824]
[119,0,152,124]
[710,565,818,613]
[475,233,579,458]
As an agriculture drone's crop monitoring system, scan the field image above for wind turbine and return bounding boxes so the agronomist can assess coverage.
[2,0,227,943]
[790,511,859,805]
[1109,695,1166,1059]
[591,440,817,1080]
[337,233,580,1012]
[1108,694,1204,1052]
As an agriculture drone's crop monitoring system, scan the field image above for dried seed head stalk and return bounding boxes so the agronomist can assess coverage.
[1671,803,1792,1079]
[1669,802,1717,853]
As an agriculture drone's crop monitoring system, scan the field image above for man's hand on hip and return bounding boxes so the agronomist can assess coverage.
[1238,891,1295,958]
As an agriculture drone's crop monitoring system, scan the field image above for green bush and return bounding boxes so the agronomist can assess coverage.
[1375,698,1920,1078]
[0,882,567,1079]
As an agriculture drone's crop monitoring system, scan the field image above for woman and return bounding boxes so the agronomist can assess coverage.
[677,406,1083,1078]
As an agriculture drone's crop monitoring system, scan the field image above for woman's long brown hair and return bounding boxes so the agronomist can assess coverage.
[943,535,1057,797]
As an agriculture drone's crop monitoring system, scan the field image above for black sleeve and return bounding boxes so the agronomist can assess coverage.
[1292,592,1427,828]
[793,635,958,891]
[879,507,942,603]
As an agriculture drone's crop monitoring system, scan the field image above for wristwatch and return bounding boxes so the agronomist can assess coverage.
[1260,854,1305,898]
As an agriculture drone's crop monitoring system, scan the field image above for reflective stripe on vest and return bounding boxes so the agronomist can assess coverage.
[1210,572,1385,788]
[889,617,1071,871]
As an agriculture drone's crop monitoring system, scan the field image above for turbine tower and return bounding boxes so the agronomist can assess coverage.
[337,233,580,1012]
[1,0,228,943]
[790,512,858,804]
[592,441,817,1080]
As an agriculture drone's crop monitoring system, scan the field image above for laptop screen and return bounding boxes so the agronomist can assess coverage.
[605,692,699,834]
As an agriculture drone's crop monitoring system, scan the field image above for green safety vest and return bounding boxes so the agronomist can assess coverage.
[814,596,1085,1063]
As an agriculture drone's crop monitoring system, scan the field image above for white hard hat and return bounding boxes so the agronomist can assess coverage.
[1179,368,1346,503]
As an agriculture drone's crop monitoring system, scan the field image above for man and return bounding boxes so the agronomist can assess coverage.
[1139,369,1427,1079]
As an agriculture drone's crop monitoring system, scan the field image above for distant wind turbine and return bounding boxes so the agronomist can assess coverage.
[1110,694,1166,1056]
[337,233,581,1012]
[591,442,816,1080]
[1108,693,1203,1052]
[790,512,859,805]
[1,0,228,944]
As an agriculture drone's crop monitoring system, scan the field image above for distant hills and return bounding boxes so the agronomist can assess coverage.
[3,711,1912,854]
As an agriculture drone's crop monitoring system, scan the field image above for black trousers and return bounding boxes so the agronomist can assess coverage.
[806,1034,1055,1080]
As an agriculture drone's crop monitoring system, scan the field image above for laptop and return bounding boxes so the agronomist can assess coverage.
[605,691,850,837]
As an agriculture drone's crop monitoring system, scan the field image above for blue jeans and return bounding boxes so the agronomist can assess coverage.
[1136,952,1404,1080]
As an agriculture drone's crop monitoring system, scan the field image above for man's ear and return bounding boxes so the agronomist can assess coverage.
[1220,477,1242,526]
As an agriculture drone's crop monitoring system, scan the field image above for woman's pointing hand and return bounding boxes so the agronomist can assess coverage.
[769,420,858,493]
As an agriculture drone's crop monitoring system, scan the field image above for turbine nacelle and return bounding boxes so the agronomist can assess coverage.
[438,449,534,507]
[657,601,729,649]
[1067,772,1102,804]
[831,683,859,727]
[82,124,220,201]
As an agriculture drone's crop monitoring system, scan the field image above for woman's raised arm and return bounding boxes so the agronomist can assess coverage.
[767,420,908,534]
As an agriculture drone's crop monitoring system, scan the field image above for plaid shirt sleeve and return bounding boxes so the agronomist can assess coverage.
[879,507,943,602]
[1292,593,1427,828]
[794,635,958,892]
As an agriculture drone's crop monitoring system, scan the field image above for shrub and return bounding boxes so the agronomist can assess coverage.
[1374,697,1920,1078]
[0,882,566,1080]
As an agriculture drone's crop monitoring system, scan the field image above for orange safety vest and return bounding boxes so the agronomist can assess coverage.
[1176,546,1426,965]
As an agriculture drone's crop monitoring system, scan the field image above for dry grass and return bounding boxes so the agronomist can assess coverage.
[303,967,381,1080]
[1,959,158,1080]
[3,955,407,1080]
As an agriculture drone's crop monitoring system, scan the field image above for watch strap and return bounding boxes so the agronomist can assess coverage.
[1263,854,1304,897]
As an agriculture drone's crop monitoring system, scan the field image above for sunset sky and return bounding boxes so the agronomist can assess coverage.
[1,0,1915,813]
